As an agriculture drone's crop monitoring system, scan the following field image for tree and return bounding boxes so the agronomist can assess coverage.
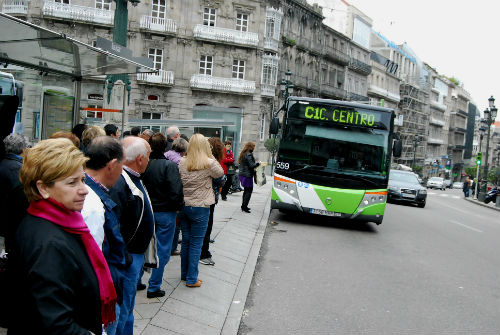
[465,166,477,178]
[264,137,280,175]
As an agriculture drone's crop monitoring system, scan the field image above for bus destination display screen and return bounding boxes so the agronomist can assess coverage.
[288,102,391,130]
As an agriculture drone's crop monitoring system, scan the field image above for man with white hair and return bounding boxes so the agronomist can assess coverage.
[166,125,180,151]
[109,136,155,335]
[0,134,29,253]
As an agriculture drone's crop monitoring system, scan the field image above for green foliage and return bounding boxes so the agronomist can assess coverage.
[282,35,296,46]
[465,166,477,178]
[264,138,280,153]
[413,165,423,173]
[447,76,461,86]
[488,167,500,184]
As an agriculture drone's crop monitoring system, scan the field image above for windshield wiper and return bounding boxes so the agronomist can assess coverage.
[290,165,382,188]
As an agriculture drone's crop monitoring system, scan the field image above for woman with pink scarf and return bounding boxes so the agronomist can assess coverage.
[7,138,116,334]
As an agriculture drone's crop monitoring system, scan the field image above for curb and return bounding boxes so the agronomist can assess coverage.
[220,187,272,335]
[464,197,500,212]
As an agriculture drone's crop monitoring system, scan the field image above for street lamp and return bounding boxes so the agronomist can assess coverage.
[478,95,498,201]
[280,70,294,99]
[412,135,421,171]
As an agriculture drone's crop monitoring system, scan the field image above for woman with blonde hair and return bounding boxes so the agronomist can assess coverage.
[177,134,223,287]
[81,125,105,152]
[238,141,260,213]
[7,138,116,334]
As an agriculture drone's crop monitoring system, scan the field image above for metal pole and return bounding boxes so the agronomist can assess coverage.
[475,135,483,199]
[479,122,491,202]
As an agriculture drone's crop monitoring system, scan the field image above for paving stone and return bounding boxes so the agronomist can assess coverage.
[150,310,220,335]
[161,298,226,329]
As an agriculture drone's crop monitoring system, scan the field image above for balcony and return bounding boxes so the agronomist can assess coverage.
[322,45,350,65]
[320,83,346,99]
[454,144,466,150]
[427,138,444,145]
[193,24,258,48]
[348,58,372,75]
[42,0,114,25]
[457,109,468,117]
[429,117,445,127]
[261,83,276,97]
[368,84,400,102]
[264,37,279,51]
[348,92,369,102]
[140,15,177,34]
[292,75,308,89]
[307,78,320,92]
[190,74,255,95]
[451,127,467,134]
[137,70,174,86]
[296,36,322,55]
[2,0,28,14]
[430,100,446,112]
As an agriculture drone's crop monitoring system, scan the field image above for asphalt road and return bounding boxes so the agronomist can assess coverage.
[238,189,500,335]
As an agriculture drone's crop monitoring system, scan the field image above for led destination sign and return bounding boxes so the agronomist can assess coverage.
[288,103,390,129]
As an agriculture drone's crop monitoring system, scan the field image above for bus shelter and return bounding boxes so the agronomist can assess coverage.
[0,13,155,141]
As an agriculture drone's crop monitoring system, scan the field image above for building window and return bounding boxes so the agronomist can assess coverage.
[199,55,213,75]
[148,48,163,70]
[265,17,275,38]
[236,13,248,32]
[203,7,216,26]
[260,115,266,141]
[147,95,159,101]
[321,68,327,83]
[95,0,111,10]
[151,0,166,19]
[232,60,245,79]
[142,112,161,120]
[55,0,70,4]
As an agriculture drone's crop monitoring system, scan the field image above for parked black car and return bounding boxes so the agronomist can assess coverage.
[388,170,427,208]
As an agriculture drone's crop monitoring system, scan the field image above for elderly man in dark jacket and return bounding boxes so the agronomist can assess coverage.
[139,132,184,298]
[0,133,29,252]
[109,136,155,335]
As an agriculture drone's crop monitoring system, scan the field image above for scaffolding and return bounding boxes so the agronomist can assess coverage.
[395,82,430,168]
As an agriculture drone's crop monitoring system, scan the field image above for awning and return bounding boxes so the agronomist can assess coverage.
[0,13,155,79]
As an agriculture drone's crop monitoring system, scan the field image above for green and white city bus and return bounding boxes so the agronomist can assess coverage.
[269,97,402,225]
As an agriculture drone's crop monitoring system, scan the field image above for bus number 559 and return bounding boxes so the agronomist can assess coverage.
[276,162,289,170]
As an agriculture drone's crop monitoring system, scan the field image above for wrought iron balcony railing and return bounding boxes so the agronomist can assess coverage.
[322,45,350,65]
[137,69,174,86]
[190,74,255,95]
[193,24,258,47]
[42,0,114,25]
[140,15,177,34]
[2,0,28,14]
[348,58,372,75]
[319,83,347,100]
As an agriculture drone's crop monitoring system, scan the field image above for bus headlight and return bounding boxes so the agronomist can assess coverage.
[358,191,387,208]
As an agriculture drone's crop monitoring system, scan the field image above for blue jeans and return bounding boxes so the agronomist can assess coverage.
[178,206,209,285]
[147,211,176,292]
[171,224,180,253]
[116,253,144,335]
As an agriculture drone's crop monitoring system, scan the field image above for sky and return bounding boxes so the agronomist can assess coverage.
[312,0,500,120]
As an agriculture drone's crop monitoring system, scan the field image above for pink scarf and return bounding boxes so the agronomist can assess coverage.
[28,198,117,326]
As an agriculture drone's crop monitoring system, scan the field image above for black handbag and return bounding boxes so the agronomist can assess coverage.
[227,163,236,175]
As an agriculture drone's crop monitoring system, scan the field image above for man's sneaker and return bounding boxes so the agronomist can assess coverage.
[199,257,215,266]
[137,283,146,291]
[147,289,166,298]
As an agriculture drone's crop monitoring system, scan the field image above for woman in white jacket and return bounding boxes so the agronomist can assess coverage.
[177,134,223,287]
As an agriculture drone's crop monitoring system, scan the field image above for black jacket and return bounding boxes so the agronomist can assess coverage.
[110,170,155,254]
[0,154,28,252]
[8,215,102,335]
[238,152,260,177]
[142,151,184,212]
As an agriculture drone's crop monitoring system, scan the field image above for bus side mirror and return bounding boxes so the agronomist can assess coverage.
[269,117,280,135]
[393,139,402,157]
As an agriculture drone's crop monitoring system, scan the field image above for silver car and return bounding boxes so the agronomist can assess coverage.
[427,177,446,190]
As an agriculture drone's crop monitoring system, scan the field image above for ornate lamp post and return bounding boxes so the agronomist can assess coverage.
[478,95,498,201]
[280,70,294,100]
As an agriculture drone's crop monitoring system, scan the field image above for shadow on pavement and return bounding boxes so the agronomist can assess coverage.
[269,209,378,233]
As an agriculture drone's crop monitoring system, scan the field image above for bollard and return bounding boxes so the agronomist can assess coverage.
[496,194,500,207]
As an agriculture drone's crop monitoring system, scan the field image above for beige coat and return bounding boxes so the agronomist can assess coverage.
[179,157,224,207]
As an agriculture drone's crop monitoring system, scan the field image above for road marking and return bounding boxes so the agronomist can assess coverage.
[449,220,483,233]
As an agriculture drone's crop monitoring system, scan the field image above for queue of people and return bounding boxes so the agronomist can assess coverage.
[0,124,263,334]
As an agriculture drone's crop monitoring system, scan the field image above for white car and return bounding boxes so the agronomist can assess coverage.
[427,177,446,190]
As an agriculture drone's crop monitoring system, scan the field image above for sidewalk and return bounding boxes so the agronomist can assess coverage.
[0,178,273,335]
[133,179,272,334]
[464,196,500,212]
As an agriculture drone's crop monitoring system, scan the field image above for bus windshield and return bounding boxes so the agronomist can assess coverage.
[277,118,389,188]
[0,73,15,96]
